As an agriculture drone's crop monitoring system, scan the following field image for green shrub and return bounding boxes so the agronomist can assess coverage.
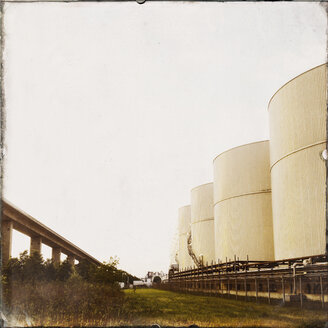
[2,251,138,326]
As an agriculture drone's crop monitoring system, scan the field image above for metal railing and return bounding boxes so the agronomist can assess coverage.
[163,254,328,308]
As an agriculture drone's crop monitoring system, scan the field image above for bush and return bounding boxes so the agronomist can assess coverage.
[5,278,124,326]
[2,251,138,326]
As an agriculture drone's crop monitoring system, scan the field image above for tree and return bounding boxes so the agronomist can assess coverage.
[56,259,73,281]
[75,259,96,282]
[22,251,44,283]
[44,259,57,281]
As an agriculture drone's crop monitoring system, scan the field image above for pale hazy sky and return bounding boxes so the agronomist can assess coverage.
[3,2,327,277]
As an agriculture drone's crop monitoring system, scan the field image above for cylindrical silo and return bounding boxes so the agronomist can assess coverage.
[213,141,274,262]
[178,205,193,270]
[190,183,215,265]
[169,232,179,269]
[269,64,327,260]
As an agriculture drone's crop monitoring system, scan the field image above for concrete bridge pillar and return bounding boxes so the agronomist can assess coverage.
[1,220,13,264]
[67,255,75,266]
[52,247,61,265]
[30,236,42,255]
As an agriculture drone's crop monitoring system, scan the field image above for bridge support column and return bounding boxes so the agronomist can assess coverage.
[52,247,61,265]
[1,220,13,264]
[67,255,75,266]
[30,236,42,255]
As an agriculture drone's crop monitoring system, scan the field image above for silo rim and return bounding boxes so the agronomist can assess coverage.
[267,63,327,110]
[191,182,213,192]
[212,140,269,163]
[179,204,191,210]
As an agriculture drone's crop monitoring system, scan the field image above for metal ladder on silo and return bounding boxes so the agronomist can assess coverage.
[187,231,203,267]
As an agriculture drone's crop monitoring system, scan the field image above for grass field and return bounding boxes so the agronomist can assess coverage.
[120,288,328,327]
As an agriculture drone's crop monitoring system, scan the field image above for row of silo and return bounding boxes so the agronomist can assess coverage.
[174,63,327,270]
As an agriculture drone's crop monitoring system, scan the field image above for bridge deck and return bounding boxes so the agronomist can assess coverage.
[2,199,102,266]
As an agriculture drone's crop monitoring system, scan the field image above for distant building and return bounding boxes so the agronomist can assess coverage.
[145,271,167,284]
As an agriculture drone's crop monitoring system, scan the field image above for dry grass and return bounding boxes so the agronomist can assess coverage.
[4,285,328,327]
[118,289,328,327]
[4,276,124,327]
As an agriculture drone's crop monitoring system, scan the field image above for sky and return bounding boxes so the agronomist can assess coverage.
[2,1,327,277]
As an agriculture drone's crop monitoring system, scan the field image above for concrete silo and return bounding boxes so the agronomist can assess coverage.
[178,205,193,270]
[269,64,327,260]
[213,141,274,262]
[190,183,215,266]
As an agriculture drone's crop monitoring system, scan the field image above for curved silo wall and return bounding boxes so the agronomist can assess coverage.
[178,205,193,270]
[190,183,215,265]
[170,233,179,268]
[213,141,274,262]
[269,64,327,260]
